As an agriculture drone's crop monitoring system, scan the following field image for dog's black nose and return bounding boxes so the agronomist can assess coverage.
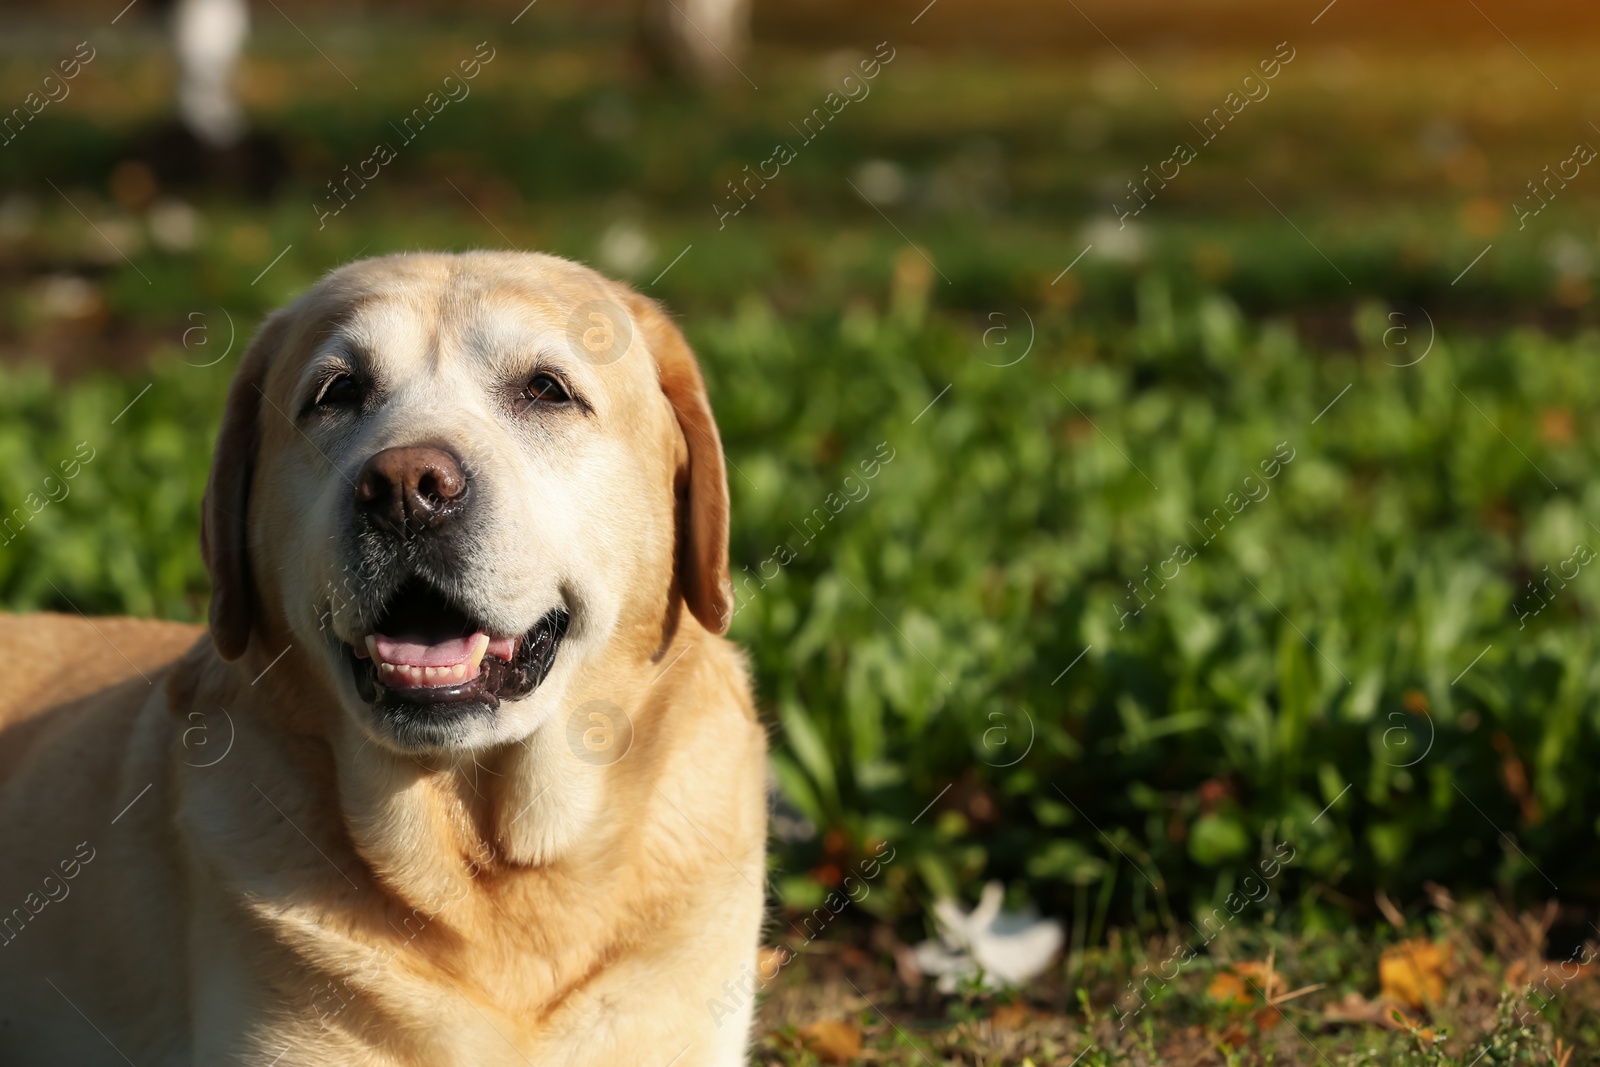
[355,446,467,534]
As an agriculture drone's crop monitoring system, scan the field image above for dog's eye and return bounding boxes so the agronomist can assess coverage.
[523,373,570,405]
[314,373,362,409]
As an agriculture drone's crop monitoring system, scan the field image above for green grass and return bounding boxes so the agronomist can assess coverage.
[753,895,1600,1064]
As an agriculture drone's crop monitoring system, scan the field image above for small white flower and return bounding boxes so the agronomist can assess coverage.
[1082,216,1144,263]
[597,220,655,278]
[911,881,1064,992]
[149,199,205,253]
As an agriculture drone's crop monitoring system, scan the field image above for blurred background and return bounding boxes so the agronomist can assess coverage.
[4,0,1600,1060]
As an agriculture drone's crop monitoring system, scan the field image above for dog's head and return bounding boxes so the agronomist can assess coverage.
[200,252,731,753]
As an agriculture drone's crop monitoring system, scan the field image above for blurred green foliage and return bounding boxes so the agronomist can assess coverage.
[3,16,1600,938]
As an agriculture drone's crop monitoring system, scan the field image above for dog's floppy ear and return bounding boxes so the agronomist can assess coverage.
[622,291,734,634]
[201,310,290,661]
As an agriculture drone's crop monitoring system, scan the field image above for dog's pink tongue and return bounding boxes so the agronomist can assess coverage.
[372,631,483,667]
[362,630,518,667]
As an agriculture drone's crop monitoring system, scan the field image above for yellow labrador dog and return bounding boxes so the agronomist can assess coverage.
[0,252,768,1066]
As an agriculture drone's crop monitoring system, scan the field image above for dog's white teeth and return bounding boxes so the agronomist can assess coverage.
[380,662,421,687]
[374,659,473,688]
[364,635,379,661]
[466,634,490,672]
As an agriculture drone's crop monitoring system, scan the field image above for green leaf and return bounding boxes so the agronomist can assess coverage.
[1188,813,1250,867]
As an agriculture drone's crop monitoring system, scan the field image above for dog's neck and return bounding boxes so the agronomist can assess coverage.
[328,701,605,909]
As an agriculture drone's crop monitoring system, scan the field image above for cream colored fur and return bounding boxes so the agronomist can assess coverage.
[0,252,767,1066]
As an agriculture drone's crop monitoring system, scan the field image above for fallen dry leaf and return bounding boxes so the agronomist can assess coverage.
[1380,938,1452,1010]
[801,1019,862,1065]
[1207,970,1252,1007]
[1207,959,1284,1006]
[1235,959,1286,998]
[990,1002,1030,1030]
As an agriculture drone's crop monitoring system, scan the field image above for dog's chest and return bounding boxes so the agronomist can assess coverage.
[230,846,677,1064]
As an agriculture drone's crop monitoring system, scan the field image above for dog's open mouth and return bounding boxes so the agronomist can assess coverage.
[345,579,568,709]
